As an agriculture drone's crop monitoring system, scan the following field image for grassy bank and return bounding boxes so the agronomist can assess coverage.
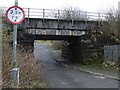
[2,31,47,88]
[17,48,47,88]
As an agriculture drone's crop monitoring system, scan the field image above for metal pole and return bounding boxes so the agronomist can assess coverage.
[13,25,17,67]
[10,0,19,88]
[15,0,18,6]
[43,9,45,19]
[28,8,30,25]
[57,10,60,35]
[13,0,18,68]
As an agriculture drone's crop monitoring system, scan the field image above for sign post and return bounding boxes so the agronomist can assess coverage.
[6,0,25,87]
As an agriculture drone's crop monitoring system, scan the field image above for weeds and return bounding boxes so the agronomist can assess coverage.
[51,41,63,50]
[2,29,47,88]
[17,48,47,88]
[83,57,103,66]
[82,57,119,71]
[102,61,119,71]
[2,30,12,88]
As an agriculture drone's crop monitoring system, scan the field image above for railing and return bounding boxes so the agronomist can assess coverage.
[23,8,109,21]
[1,7,109,21]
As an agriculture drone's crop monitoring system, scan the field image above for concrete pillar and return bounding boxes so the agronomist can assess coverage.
[62,38,82,63]
[17,32,34,52]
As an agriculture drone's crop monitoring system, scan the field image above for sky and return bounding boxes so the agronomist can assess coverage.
[0,0,120,12]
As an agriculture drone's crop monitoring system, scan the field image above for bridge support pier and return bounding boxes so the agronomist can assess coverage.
[62,38,84,63]
[17,30,34,52]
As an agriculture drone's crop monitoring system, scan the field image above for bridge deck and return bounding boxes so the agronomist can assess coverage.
[20,18,103,36]
[34,34,83,40]
[0,7,108,36]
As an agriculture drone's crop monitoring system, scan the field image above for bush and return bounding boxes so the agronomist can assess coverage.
[52,41,63,50]
[2,29,12,88]
[83,57,103,66]
[102,61,119,71]
[2,30,47,88]
[17,48,47,88]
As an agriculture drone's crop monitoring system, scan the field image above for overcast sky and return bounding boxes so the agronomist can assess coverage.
[0,0,119,12]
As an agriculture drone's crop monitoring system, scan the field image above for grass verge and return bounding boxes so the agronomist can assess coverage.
[2,32,47,88]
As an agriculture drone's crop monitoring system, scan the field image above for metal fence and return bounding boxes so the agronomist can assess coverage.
[1,7,109,21]
[104,45,120,62]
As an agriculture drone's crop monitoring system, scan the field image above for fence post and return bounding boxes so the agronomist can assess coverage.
[58,10,60,27]
[43,9,45,28]
[56,10,60,35]
[98,13,101,31]
[42,9,46,34]
[43,9,45,19]
[85,12,88,30]
[28,8,30,25]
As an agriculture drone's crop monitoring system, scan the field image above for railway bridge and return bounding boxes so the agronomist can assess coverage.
[3,7,109,61]
[17,8,108,39]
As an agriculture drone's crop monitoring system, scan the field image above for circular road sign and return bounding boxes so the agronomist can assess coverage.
[6,6,25,24]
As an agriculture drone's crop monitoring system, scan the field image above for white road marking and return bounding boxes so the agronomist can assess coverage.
[61,82,67,85]
[94,76,106,79]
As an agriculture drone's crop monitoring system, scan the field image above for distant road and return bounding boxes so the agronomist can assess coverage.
[34,42,118,88]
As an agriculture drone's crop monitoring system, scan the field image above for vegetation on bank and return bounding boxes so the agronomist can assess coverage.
[2,19,48,88]
[51,7,120,71]
[82,57,119,71]
[52,41,119,72]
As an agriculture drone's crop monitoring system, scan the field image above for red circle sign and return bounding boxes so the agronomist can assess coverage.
[6,6,25,24]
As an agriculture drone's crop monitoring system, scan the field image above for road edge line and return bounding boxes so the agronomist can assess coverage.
[54,59,120,81]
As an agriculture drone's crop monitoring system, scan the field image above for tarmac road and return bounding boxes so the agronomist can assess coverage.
[34,42,118,88]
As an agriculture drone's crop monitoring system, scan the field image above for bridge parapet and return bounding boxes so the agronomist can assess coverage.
[1,7,108,36]
[23,8,108,21]
[1,7,108,20]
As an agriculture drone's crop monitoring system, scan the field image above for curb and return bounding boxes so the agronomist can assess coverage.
[54,59,120,81]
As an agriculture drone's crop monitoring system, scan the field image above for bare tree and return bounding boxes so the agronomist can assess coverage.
[102,9,118,36]
[53,7,88,20]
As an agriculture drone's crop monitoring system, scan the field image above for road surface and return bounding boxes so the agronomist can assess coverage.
[34,42,118,88]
